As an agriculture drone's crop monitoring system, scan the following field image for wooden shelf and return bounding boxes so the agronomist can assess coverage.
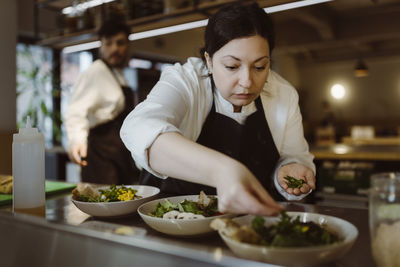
[310,143,400,161]
[342,136,400,146]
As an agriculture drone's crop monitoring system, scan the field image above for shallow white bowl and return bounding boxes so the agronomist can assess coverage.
[138,195,234,236]
[71,185,160,217]
[218,212,358,267]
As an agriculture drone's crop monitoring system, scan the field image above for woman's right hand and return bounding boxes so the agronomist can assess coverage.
[148,132,283,216]
[214,159,283,216]
[68,143,88,166]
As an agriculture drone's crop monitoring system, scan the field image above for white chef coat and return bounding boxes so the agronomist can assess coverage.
[120,57,315,200]
[65,59,127,147]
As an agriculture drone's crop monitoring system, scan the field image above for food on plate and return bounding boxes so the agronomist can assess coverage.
[72,183,142,202]
[150,191,220,219]
[211,215,261,244]
[0,175,13,194]
[114,226,136,236]
[284,175,306,189]
[211,211,340,247]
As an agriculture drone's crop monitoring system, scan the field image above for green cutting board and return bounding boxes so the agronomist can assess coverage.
[0,180,76,206]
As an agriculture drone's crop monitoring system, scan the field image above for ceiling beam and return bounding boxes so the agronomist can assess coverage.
[291,9,335,40]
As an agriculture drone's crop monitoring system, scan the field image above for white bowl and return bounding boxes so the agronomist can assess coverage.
[138,195,234,236]
[71,185,160,217]
[218,212,358,267]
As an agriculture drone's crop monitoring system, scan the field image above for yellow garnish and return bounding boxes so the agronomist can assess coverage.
[115,226,135,235]
[301,226,309,232]
[117,191,134,201]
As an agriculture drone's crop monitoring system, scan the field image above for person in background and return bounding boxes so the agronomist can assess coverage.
[65,18,139,185]
[120,2,315,216]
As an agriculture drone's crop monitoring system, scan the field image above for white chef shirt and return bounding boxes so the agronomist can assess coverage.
[65,59,126,147]
[120,57,315,200]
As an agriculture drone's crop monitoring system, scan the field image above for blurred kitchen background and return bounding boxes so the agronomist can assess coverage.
[1,0,400,207]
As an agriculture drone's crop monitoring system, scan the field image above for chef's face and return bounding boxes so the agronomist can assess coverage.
[205,35,270,112]
[100,32,129,68]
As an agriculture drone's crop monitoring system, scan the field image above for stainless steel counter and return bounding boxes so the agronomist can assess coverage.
[0,193,374,267]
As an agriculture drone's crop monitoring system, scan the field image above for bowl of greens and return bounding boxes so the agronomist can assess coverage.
[137,192,234,236]
[71,184,160,217]
[211,211,358,266]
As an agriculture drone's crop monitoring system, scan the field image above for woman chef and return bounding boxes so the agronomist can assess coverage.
[120,2,316,216]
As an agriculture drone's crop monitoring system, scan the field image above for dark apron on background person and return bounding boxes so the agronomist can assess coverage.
[82,62,139,185]
[139,96,283,200]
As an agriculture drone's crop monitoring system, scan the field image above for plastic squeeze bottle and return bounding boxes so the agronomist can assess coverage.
[12,117,45,217]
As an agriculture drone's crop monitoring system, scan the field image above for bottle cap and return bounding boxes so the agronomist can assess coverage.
[13,116,44,143]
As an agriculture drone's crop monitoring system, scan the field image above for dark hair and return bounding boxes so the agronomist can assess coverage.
[98,18,130,39]
[200,2,275,62]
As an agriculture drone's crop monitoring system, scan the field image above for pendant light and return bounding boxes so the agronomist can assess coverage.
[354,59,369,78]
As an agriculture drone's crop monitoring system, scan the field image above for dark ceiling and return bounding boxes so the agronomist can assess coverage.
[32,0,400,63]
[271,0,400,62]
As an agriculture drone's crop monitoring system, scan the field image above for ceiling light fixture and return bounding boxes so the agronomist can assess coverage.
[63,41,101,54]
[330,84,346,99]
[62,0,116,15]
[354,59,369,78]
[265,0,332,13]
[129,20,208,41]
[63,0,333,53]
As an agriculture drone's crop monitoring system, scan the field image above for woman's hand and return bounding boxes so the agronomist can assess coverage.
[277,163,315,195]
[214,159,283,216]
[149,132,283,216]
[68,143,88,166]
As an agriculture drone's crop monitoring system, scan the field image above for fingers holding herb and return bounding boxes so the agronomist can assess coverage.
[215,160,282,216]
[285,176,310,196]
[277,163,316,196]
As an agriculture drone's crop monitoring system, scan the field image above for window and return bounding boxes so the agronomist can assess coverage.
[16,43,53,147]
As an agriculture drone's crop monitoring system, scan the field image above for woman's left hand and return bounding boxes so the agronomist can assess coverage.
[277,163,315,196]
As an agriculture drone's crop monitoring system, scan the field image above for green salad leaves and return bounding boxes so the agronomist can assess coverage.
[151,195,219,218]
[251,211,339,247]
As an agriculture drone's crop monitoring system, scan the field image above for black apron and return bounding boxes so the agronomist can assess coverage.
[139,95,282,199]
[82,63,139,185]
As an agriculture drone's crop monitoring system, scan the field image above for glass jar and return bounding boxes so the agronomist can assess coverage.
[369,172,400,267]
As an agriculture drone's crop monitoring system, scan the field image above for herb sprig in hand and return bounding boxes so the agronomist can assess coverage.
[284,175,306,189]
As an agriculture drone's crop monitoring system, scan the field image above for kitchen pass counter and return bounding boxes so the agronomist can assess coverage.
[0,180,76,205]
[0,192,374,267]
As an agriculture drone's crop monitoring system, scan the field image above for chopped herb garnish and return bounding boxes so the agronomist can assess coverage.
[284,175,306,189]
